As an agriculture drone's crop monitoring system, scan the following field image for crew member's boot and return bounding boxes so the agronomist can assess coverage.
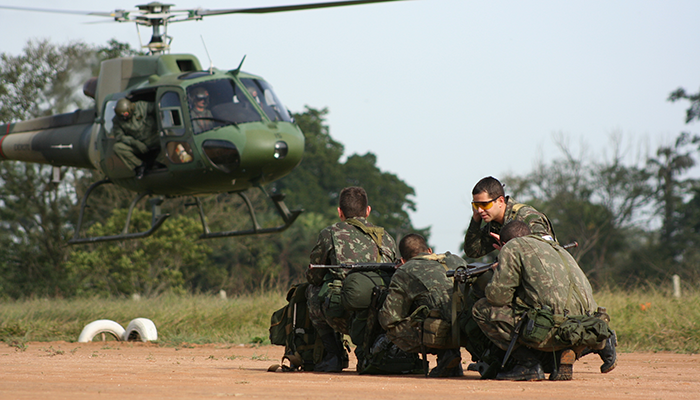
[495,347,545,381]
[134,163,147,180]
[314,332,344,372]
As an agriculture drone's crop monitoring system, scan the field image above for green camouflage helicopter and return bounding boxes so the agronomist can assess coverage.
[0,0,405,244]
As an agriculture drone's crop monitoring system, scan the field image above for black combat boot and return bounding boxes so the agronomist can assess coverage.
[429,348,463,377]
[134,163,147,180]
[314,333,344,372]
[597,330,618,373]
[495,347,545,381]
[579,330,617,373]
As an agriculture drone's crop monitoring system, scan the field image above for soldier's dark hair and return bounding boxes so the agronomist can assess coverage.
[339,186,368,218]
[399,233,429,260]
[500,220,531,244]
[472,176,505,198]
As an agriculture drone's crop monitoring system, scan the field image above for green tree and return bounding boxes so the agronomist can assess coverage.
[0,39,143,298]
[273,107,426,241]
[504,135,652,285]
[67,209,212,297]
[646,132,698,246]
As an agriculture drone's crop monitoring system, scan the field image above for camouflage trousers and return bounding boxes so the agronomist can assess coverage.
[306,283,349,337]
[385,319,422,354]
[472,298,564,352]
[472,297,524,351]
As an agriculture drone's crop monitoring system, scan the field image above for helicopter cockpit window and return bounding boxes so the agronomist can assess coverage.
[159,91,185,136]
[240,78,293,123]
[187,79,262,135]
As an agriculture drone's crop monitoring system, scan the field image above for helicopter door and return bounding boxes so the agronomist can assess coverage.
[101,98,136,179]
[100,91,160,179]
[157,89,195,168]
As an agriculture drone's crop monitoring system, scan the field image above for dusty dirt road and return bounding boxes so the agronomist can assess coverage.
[1,342,698,400]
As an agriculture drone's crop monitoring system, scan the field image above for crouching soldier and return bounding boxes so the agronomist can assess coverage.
[472,221,617,381]
[378,233,465,377]
[305,186,398,372]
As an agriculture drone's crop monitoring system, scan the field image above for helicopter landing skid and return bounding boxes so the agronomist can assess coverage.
[68,179,170,245]
[195,186,303,239]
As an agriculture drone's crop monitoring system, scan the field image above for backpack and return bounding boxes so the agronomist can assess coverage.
[269,283,325,371]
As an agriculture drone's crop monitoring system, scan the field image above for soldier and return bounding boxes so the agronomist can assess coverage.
[112,98,158,179]
[378,233,463,377]
[189,86,214,134]
[460,176,556,375]
[472,220,616,381]
[463,176,555,259]
[306,186,398,372]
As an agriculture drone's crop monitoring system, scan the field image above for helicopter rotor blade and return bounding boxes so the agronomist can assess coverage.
[188,0,409,18]
[0,5,118,18]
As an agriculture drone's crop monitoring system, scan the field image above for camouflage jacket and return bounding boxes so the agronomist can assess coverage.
[112,101,158,149]
[190,107,214,134]
[306,217,398,285]
[485,235,596,316]
[463,196,555,259]
[378,253,457,331]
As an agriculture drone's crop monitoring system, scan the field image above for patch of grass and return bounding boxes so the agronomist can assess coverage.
[595,286,700,353]
[2,288,700,353]
[0,291,286,346]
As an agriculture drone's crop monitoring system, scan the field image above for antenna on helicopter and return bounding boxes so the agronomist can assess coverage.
[200,35,214,73]
[232,55,247,76]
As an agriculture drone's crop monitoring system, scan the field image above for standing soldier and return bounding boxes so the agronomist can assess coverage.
[306,186,398,372]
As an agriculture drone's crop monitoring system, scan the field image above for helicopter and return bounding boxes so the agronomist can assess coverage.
[0,0,406,244]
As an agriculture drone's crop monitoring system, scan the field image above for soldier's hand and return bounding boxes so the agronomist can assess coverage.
[490,232,502,250]
[472,205,482,223]
[133,140,149,153]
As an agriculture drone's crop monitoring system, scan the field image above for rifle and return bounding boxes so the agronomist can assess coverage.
[308,262,398,272]
[446,241,579,283]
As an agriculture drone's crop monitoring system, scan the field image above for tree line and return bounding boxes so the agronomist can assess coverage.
[2,39,699,298]
[502,91,700,288]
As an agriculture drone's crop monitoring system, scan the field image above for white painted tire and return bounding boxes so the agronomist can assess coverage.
[123,318,158,342]
[78,319,125,343]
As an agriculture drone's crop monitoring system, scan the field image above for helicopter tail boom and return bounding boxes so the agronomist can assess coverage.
[0,109,96,169]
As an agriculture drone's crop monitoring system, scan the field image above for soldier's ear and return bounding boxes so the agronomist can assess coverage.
[338,207,346,221]
[365,205,372,218]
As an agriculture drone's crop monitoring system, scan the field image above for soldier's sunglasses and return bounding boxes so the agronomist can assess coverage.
[471,197,500,211]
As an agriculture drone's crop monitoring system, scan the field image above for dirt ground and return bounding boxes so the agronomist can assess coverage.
[1,342,698,400]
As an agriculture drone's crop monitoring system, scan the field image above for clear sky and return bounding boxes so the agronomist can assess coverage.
[1,0,699,252]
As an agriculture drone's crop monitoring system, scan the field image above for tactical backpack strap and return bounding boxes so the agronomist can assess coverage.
[451,266,466,349]
[345,218,389,262]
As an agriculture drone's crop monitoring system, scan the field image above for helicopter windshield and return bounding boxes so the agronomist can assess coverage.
[240,78,293,123]
[187,79,262,134]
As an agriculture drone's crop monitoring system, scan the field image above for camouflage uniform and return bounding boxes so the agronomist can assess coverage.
[377,253,456,353]
[472,235,597,351]
[463,196,555,259]
[112,101,158,170]
[306,217,397,337]
[190,107,214,134]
